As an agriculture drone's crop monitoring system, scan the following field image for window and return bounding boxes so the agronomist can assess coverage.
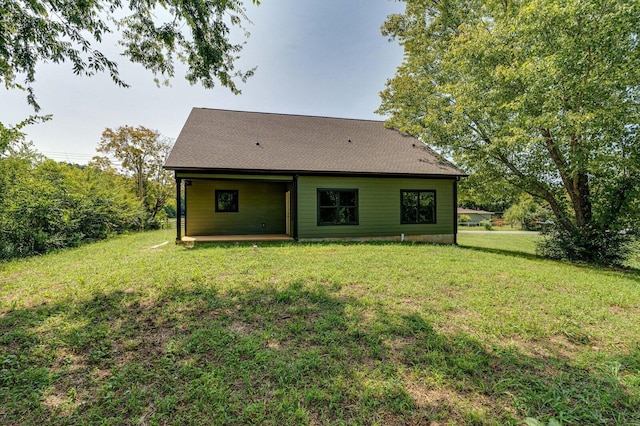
[401,190,436,224]
[317,189,358,225]
[215,190,239,212]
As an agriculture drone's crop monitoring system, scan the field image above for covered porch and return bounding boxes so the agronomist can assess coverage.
[175,173,297,244]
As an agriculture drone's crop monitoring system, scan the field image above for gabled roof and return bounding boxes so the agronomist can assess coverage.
[164,108,466,177]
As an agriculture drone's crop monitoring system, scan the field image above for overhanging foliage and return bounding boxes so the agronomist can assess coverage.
[1,0,259,111]
[378,0,640,264]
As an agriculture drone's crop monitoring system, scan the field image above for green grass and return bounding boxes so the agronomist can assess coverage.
[1,229,639,425]
[459,231,539,254]
[458,225,528,232]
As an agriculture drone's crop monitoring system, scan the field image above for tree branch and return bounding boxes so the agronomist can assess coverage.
[466,121,576,233]
[494,150,576,233]
[541,127,592,228]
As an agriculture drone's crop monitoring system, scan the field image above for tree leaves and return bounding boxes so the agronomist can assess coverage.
[1,0,259,111]
[0,115,51,155]
[379,0,640,262]
[0,148,142,260]
[97,125,174,226]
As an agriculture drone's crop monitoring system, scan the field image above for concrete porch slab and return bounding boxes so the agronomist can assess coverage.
[180,234,294,244]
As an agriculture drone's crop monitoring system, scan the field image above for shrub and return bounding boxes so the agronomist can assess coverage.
[504,195,553,230]
[481,220,493,231]
[458,214,471,224]
[536,227,636,267]
[0,152,143,260]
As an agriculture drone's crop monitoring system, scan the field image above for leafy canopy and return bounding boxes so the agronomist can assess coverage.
[0,142,141,260]
[379,0,640,264]
[1,0,259,112]
[96,125,174,227]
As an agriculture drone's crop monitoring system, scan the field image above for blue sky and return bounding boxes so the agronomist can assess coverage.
[1,0,405,164]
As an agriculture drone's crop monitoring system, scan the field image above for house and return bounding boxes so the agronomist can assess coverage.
[164,108,467,244]
[457,208,494,226]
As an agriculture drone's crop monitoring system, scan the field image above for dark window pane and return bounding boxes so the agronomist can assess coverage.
[340,191,356,207]
[402,191,418,207]
[401,191,416,223]
[419,192,434,223]
[337,207,351,224]
[319,207,338,223]
[319,191,337,206]
[419,192,434,207]
[343,207,356,223]
[402,190,435,223]
[402,205,417,223]
[218,194,231,210]
[318,189,358,225]
[216,190,238,212]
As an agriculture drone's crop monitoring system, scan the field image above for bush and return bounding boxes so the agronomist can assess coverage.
[0,153,143,260]
[536,227,636,267]
[458,214,471,224]
[504,195,553,230]
[481,219,493,230]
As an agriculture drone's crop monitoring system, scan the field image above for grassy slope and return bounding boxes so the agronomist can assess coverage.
[1,230,639,425]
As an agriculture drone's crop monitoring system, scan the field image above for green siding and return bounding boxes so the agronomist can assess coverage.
[297,176,455,239]
[186,180,287,235]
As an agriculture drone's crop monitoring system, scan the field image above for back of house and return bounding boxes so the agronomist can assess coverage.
[164,108,467,243]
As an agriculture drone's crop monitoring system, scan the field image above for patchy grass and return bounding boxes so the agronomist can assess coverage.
[1,229,639,425]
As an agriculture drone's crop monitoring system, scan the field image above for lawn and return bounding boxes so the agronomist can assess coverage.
[1,230,639,425]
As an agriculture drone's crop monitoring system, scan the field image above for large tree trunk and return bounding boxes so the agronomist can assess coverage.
[540,128,593,233]
[137,161,144,202]
[572,172,592,229]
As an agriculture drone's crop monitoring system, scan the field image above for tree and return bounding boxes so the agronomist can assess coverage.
[1,0,259,112]
[1,116,50,154]
[503,195,552,230]
[378,0,640,265]
[457,172,522,213]
[0,142,141,260]
[97,125,174,227]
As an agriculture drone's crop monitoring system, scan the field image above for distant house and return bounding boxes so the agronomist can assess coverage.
[457,208,494,226]
[164,108,467,243]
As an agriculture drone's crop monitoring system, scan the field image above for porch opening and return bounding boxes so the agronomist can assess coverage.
[176,176,295,242]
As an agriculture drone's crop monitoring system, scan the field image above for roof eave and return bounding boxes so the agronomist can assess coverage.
[164,165,468,179]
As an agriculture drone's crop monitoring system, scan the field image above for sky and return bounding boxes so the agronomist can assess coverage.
[1,0,406,164]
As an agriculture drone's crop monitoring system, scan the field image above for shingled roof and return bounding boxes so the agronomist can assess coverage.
[164,108,466,177]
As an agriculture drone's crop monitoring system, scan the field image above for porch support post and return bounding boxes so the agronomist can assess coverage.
[293,175,299,240]
[176,176,182,243]
[453,177,458,245]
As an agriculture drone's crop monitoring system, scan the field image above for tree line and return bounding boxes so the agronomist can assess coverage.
[0,127,174,261]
